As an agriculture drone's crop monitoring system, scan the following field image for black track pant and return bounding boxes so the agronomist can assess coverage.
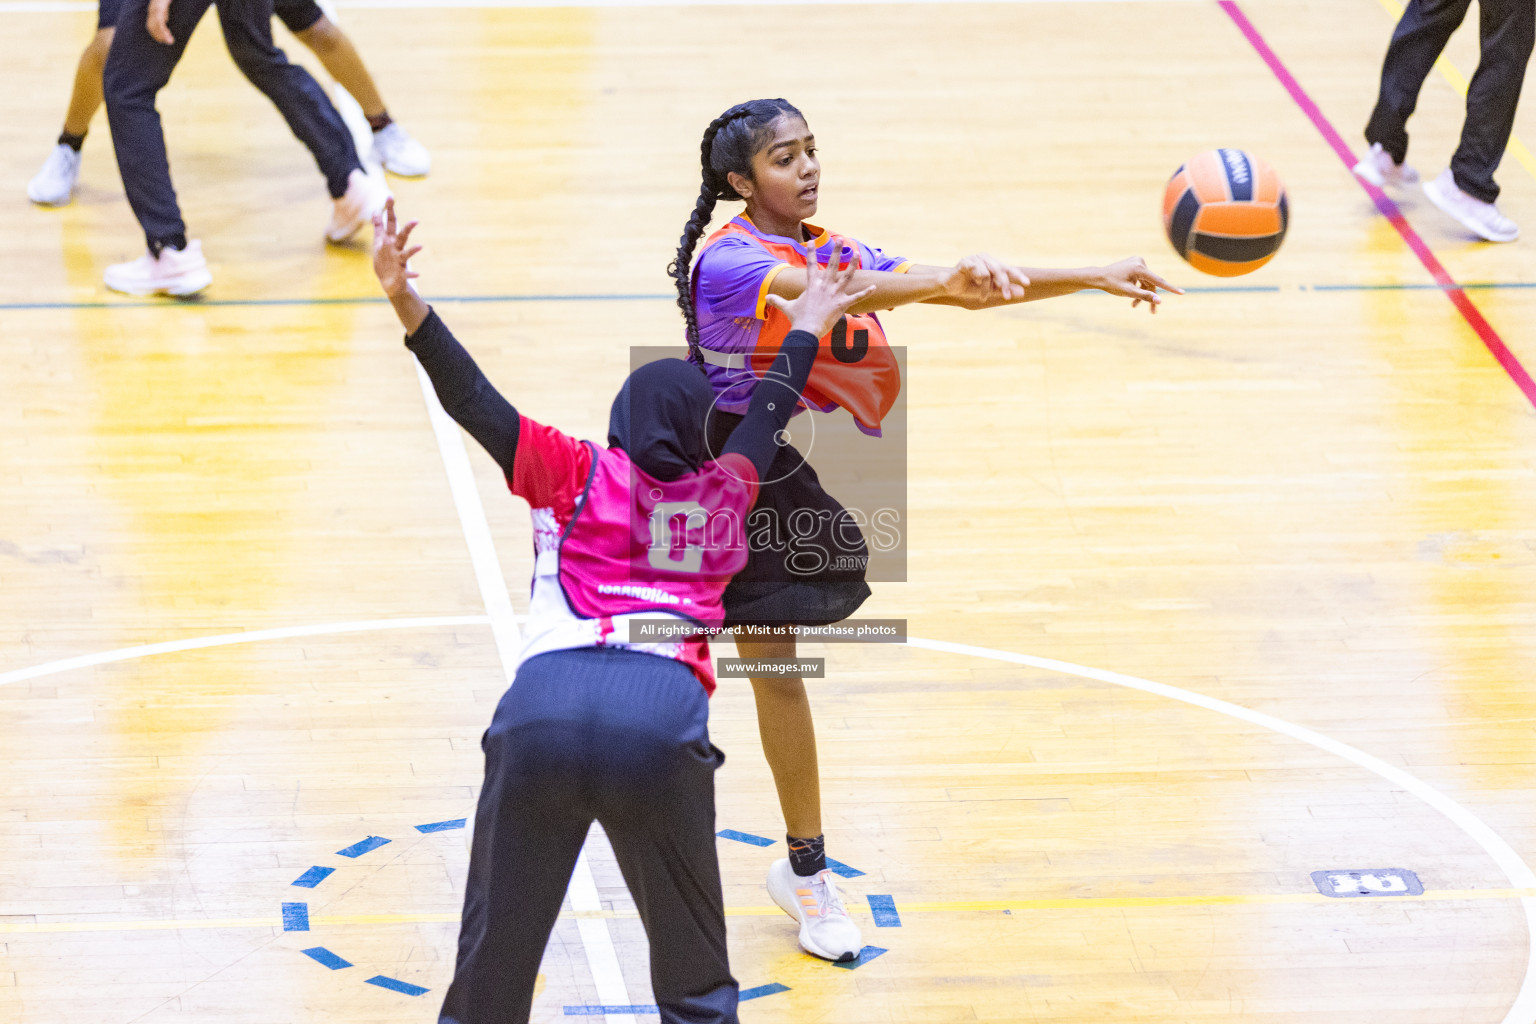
[1364,0,1535,203]
[103,0,361,250]
[438,647,739,1024]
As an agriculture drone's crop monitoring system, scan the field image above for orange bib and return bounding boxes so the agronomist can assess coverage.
[697,221,902,437]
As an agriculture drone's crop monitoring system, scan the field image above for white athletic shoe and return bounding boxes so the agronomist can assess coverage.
[372,123,431,178]
[28,144,82,206]
[103,240,212,297]
[325,167,390,244]
[766,858,863,963]
[1422,168,1518,243]
[1352,142,1419,189]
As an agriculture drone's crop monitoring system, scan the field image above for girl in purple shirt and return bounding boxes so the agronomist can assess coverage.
[668,97,1181,963]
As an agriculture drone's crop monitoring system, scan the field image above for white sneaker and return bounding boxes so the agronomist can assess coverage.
[104,240,212,296]
[766,858,863,962]
[28,144,82,206]
[1423,168,1518,242]
[372,123,431,178]
[1352,142,1419,189]
[325,167,390,244]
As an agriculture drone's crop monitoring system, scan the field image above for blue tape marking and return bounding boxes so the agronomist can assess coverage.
[825,857,865,879]
[1176,285,1282,293]
[831,946,888,970]
[365,975,430,996]
[0,293,675,312]
[281,902,309,931]
[415,818,467,834]
[5,282,1535,312]
[291,865,335,888]
[336,835,391,858]
[867,894,901,927]
[300,946,352,970]
[739,982,790,1001]
[716,829,775,847]
[563,1006,659,1015]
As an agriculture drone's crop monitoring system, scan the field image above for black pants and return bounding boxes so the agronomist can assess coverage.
[103,0,361,249]
[1364,0,1535,203]
[439,647,739,1024]
[99,0,324,32]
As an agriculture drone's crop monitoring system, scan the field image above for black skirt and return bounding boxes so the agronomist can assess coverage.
[707,410,871,628]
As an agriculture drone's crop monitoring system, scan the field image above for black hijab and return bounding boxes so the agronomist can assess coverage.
[607,359,714,481]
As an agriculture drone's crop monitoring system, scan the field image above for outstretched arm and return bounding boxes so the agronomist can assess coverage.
[912,256,1183,313]
[765,252,1031,317]
[766,266,948,316]
[775,248,1179,315]
[723,237,876,480]
[373,199,521,473]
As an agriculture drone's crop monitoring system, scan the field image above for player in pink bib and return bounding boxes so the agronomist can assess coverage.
[372,199,873,1024]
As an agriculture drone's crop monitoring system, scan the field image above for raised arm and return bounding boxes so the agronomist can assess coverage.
[372,199,521,474]
[723,236,875,480]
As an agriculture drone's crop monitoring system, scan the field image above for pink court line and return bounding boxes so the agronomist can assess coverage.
[1217,0,1536,411]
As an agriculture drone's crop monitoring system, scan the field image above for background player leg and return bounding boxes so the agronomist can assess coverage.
[210,0,385,243]
[1438,0,1534,221]
[739,632,863,961]
[1356,0,1470,185]
[27,25,114,205]
[288,12,432,176]
[101,0,214,295]
[1420,0,1530,242]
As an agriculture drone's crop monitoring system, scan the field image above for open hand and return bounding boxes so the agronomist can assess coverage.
[1097,257,1183,313]
[766,235,877,338]
[371,198,422,299]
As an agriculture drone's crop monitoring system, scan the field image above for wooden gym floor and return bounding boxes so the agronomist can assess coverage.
[3,1,1536,1021]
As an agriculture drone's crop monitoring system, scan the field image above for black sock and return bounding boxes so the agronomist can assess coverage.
[367,112,393,132]
[149,233,187,257]
[58,130,86,152]
[786,834,826,877]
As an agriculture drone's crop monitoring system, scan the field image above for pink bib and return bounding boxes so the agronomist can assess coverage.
[558,444,760,630]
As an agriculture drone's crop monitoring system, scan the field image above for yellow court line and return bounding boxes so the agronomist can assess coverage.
[1372,0,1536,184]
[6,889,1534,935]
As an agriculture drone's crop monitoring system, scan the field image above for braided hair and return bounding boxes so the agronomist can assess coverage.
[668,98,804,369]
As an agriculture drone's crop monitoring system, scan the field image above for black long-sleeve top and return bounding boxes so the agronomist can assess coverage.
[404,308,818,484]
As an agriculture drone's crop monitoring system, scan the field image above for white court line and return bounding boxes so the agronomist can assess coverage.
[0,615,490,688]
[6,619,1533,1018]
[907,636,1536,1024]
[413,365,526,675]
[411,361,637,1024]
